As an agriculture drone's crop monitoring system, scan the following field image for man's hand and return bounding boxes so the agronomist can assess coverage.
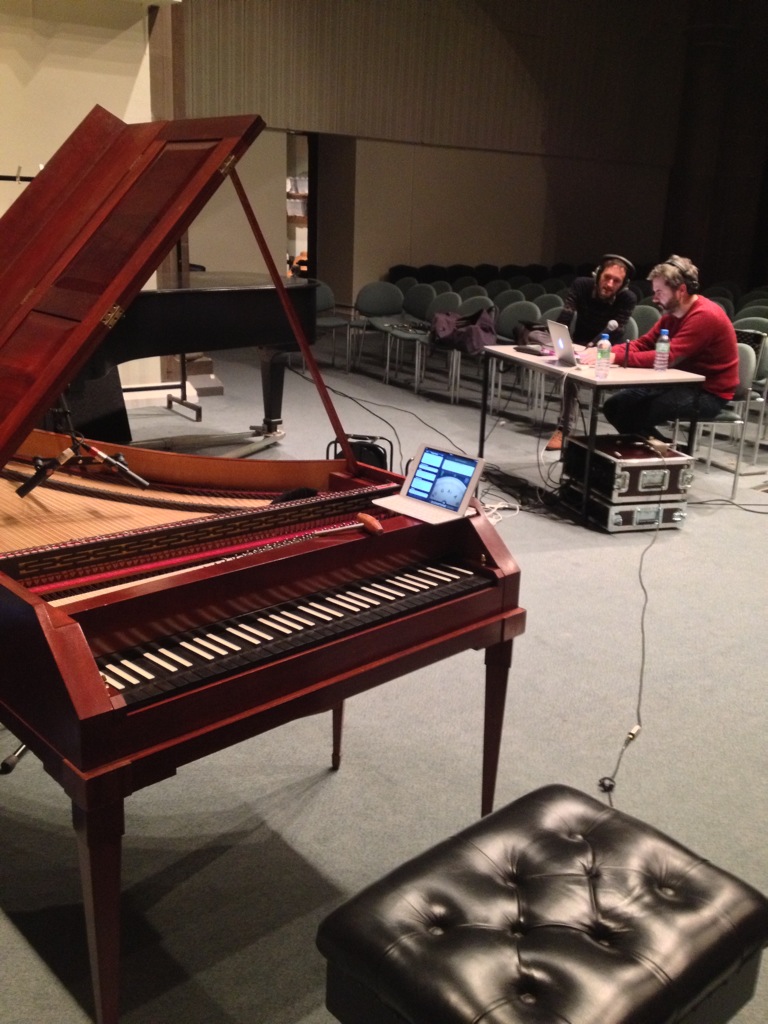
[577,347,597,365]
[578,346,615,366]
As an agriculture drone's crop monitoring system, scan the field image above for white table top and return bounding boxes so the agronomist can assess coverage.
[486,344,705,389]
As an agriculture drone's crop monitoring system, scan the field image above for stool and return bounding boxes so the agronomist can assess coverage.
[316,785,768,1024]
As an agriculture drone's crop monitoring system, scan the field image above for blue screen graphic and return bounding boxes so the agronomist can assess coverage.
[405,448,477,511]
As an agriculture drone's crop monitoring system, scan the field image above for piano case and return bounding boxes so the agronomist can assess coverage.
[562,434,694,504]
[560,480,688,533]
[0,107,527,1024]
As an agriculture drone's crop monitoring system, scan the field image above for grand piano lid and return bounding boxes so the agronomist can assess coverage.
[0,104,265,470]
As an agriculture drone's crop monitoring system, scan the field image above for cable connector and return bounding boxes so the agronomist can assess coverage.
[626,724,642,742]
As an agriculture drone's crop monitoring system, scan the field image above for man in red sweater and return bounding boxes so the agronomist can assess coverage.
[580,255,738,439]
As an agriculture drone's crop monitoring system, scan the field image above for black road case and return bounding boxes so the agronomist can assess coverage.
[561,435,693,532]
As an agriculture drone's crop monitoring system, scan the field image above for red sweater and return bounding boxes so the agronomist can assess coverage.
[610,295,739,399]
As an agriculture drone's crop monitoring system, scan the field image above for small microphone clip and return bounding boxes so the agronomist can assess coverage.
[15,446,76,498]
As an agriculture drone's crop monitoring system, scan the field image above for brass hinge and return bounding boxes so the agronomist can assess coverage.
[101,304,124,329]
[219,154,237,176]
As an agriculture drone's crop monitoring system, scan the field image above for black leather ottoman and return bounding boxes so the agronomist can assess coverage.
[317,785,768,1024]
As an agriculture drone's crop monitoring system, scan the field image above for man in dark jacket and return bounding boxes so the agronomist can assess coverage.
[545,254,637,450]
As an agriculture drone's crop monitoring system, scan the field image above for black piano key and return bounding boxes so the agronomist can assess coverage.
[105,562,489,706]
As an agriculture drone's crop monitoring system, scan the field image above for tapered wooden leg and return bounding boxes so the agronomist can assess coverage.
[72,801,125,1024]
[482,639,513,816]
[331,701,344,769]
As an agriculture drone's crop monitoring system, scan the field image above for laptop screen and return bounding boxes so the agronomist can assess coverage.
[404,446,481,512]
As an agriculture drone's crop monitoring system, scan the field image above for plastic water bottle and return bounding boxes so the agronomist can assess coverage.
[595,334,611,380]
[654,328,670,371]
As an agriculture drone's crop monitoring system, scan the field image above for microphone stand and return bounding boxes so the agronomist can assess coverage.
[15,394,149,498]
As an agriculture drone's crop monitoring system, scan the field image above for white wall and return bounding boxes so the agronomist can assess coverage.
[0,0,152,216]
[345,140,668,303]
[183,0,689,293]
[187,129,287,277]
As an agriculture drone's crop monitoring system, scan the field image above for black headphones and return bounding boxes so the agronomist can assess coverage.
[663,255,699,294]
[593,253,635,287]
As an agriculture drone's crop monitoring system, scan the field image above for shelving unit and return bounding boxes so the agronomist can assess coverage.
[286,175,308,225]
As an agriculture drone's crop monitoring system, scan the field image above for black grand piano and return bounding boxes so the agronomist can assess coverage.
[98,270,316,439]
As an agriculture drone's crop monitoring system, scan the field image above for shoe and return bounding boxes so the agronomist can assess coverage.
[545,430,563,451]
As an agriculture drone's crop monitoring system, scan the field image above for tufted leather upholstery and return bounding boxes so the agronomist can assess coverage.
[317,785,768,1024]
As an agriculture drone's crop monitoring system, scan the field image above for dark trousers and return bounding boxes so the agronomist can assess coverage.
[602,384,726,439]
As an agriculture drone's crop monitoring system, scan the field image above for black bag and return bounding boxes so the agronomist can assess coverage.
[431,307,496,355]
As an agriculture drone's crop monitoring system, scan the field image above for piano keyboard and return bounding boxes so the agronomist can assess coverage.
[97,561,489,706]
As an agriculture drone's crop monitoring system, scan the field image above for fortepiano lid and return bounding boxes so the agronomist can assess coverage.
[0,105,265,470]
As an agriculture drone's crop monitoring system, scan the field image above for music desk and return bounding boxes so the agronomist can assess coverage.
[478,346,705,521]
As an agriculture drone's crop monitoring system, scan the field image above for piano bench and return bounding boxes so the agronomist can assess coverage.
[316,784,768,1024]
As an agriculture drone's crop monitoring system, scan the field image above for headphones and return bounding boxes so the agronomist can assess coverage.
[593,253,635,288]
[663,255,699,294]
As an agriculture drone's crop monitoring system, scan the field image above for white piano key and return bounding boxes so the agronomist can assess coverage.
[267,613,303,631]
[402,572,438,588]
[120,658,154,680]
[144,651,179,672]
[333,591,376,609]
[327,595,362,612]
[159,647,193,668]
[345,590,379,606]
[101,672,124,690]
[180,640,215,661]
[205,632,241,651]
[226,626,262,645]
[419,566,458,581]
[441,563,472,575]
[105,663,143,686]
[192,637,231,655]
[308,600,343,618]
[237,623,274,641]
[257,616,292,635]
[363,583,403,599]
[281,610,317,627]
[297,603,333,622]
[387,576,425,592]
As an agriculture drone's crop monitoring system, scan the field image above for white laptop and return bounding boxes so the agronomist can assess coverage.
[546,319,580,366]
[372,444,484,524]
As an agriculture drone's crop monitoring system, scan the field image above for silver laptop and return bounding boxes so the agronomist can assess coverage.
[372,444,484,524]
[546,319,580,366]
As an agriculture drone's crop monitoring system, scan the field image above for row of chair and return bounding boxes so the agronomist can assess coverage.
[387,261,586,288]
[635,288,768,323]
[389,261,768,302]
[316,280,768,490]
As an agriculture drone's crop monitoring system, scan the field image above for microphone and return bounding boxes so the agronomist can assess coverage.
[79,441,150,489]
[591,319,618,346]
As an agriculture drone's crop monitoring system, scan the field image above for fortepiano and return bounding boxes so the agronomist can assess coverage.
[0,107,526,1024]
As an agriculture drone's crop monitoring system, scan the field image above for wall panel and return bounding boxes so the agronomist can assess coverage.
[183,0,688,289]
